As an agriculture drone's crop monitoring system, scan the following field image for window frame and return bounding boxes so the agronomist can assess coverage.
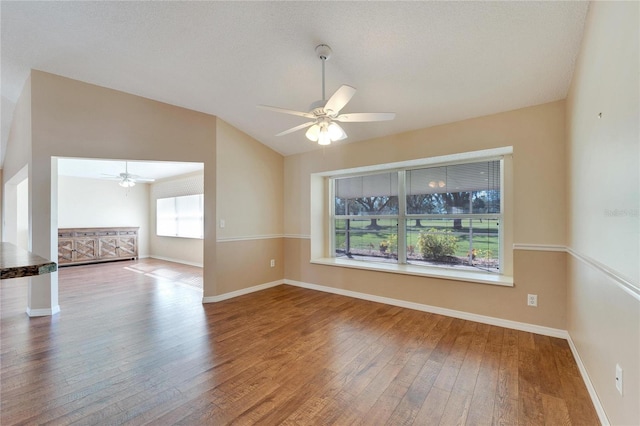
[329,157,505,275]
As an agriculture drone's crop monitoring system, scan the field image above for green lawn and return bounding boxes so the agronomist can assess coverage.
[335,217,499,259]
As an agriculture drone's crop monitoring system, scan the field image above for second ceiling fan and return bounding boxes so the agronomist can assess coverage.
[258,44,395,146]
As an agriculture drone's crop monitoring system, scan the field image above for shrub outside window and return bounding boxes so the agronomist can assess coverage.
[332,159,502,274]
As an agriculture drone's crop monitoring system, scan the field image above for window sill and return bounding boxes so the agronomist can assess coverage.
[310,258,514,287]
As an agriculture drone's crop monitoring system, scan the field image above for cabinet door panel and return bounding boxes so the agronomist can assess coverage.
[58,239,74,264]
[75,239,97,262]
[99,237,118,258]
[118,237,137,258]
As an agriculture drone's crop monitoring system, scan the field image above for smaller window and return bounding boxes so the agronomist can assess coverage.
[156,194,204,239]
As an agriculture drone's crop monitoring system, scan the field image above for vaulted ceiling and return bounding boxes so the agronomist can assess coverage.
[1,1,589,164]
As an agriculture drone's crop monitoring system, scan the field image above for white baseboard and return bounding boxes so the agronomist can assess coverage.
[148,255,203,268]
[26,305,60,317]
[567,335,609,425]
[283,279,568,339]
[202,280,283,303]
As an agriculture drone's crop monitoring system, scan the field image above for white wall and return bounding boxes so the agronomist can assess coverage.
[16,178,28,250]
[566,2,639,424]
[57,175,150,256]
[0,169,3,241]
[149,171,203,266]
[3,164,29,248]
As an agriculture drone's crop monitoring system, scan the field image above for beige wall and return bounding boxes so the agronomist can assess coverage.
[285,101,566,246]
[565,2,639,424]
[216,118,283,240]
[215,118,284,294]
[22,71,218,306]
[216,238,283,295]
[58,175,151,257]
[284,101,567,328]
[149,172,204,266]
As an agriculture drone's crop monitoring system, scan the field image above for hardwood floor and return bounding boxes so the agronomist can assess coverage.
[1,259,599,425]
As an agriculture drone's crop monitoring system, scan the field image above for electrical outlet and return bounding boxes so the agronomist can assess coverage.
[270,259,275,268]
[616,364,623,395]
[219,219,225,228]
[527,294,538,307]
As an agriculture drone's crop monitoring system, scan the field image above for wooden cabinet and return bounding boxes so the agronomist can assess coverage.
[58,227,138,266]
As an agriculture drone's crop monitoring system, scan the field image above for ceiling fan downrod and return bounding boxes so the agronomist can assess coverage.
[315,44,332,102]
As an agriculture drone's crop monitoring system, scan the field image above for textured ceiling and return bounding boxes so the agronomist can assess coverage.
[1,1,589,162]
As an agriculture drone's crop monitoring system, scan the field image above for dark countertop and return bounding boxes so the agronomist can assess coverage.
[0,242,57,280]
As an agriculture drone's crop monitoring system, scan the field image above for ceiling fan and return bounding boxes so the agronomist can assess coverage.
[258,44,395,146]
[102,161,155,188]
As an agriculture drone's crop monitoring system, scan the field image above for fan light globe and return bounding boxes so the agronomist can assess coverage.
[305,124,320,142]
[328,122,346,141]
[317,130,331,146]
[119,178,136,188]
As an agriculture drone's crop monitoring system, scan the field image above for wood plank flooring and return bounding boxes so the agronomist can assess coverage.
[1,259,600,425]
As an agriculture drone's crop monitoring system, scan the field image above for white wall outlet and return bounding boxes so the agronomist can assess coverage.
[527,294,538,307]
[270,259,275,268]
[219,219,225,228]
[615,364,623,395]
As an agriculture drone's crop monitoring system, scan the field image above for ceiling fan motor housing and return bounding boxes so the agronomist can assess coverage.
[315,44,332,60]
[309,100,329,115]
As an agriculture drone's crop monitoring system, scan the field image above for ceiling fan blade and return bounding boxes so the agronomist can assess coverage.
[324,85,356,116]
[257,105,314,119]
[334,112,396,122]
[275,121,315,137]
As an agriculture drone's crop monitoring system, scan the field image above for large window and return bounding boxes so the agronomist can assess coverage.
[332,159,502,274]
[157,194,204,239]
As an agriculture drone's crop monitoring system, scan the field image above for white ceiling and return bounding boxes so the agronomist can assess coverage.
[57,158,203,181]
[1,1,589,162]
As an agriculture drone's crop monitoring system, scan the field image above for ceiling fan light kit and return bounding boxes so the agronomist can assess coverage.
[305,118,347,145]
[119,177,136,188]
[258,44,395,146]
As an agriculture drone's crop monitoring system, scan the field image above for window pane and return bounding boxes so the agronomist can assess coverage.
[334,218,398,263]
[176,194,201,217]
[178,218,203,239]
[335,172,399,215]
[406,161,500,215]
[157,198,177,236]
[406,218,500,272]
